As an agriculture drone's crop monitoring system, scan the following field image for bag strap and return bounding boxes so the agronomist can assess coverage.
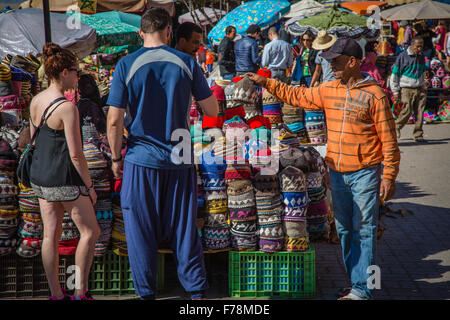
[29,97,68,147]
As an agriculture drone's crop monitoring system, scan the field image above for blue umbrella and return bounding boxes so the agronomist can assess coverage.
[208,0,291,45]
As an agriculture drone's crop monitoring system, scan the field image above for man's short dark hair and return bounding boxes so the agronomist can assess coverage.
[225,26,236,35]
[141,7,171,33]
[176,22,203,43]
[246,24,261,35]
[412,35,424,44]
[268,26,278,36]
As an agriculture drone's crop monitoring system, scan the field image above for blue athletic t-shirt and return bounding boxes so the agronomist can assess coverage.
[107,45,212,169]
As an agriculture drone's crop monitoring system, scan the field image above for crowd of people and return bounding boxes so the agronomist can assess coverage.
[19,6,450,301]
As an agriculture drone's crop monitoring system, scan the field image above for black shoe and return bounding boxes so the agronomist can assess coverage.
[414,137,426,142]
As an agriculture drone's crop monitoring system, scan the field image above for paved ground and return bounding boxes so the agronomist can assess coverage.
[155,122,450,301]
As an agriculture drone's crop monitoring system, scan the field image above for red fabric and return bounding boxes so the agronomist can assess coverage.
[114,178,122,192]
[58,238,79,256]
[257,67,272,78]
[202,115,226,129]
[225,105,246,120]
[232,76,243,83]
[247,115,271,130]
[210,84,225,101]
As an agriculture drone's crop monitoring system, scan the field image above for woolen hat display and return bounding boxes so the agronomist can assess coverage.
[203,225,231,250]
[226,179,254,196]
[233,77,258,105]
[204,212,228,228]
[259,238,284,253]
[282,221,308,238]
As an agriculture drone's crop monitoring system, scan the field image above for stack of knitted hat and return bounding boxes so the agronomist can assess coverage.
[227,178,258,251]
[305,147,330,241]
[304,109,327,144]
[0,138,18,257]
[111,178,127,256]
[0,56,21,128]
[16,183,42,258]
[83,140,112,256]
[9,55,40,121]
[274,124,300,160]
[261,89,283,128]
[198,148,230,250]
[280,166,310,252]
[282,104,307,143]
[253,172,284,252]
[59,212,80,255]
[233,77,260,121]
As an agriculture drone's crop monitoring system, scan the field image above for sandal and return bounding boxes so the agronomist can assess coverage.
[336,287,352,297]
[49,288,70,300]
[337,292,367,300]
[71,290,95,300]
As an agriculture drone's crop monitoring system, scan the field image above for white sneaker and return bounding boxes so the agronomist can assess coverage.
[337,292,367,300]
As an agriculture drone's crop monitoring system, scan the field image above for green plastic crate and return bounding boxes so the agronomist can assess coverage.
[228,246,316,298]
[88,251,165,296]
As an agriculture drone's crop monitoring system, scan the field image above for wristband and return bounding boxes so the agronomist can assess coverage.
[112,154,123,163]
[87,182,94,191]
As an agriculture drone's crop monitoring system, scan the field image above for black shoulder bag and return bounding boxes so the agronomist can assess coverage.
[17,97,68,188]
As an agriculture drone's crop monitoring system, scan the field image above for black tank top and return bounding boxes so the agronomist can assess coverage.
[29,99,85,187]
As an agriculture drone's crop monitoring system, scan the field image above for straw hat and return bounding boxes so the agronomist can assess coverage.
[312,30,337,51]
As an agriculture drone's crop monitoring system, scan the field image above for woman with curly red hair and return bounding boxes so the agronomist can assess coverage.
[29,43,100,300]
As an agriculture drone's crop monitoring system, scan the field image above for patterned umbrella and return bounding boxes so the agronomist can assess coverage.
[67,10,143,54]
[207,0,291,46]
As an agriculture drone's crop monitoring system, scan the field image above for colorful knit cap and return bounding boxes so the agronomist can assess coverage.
[204,212,228,228]
[243,138,267,162]
[282,220,308,238]
[259,238,284,252]
[252,172,279,197]
[247,115,271,130]
[226,179,253,196]
[229,207,256,221]
[283,191,309,208]
[203,225,230,250]
[224,163,252,181]
[306,172,323,189]
[307,199,329,218]
[279,166,307,192]
[202,114,226,129]
[0,94,20,111]
[204,199,228,214]
[0,63,11,82]
[262,89,281,105]
[304,110,325,122]
[279,147,309,172]
[233,77,258,104]
[285,236,309,252]
[204,189,228,201]
[230,234,258,250]
[225,104,246,119]
[227,190,256,209]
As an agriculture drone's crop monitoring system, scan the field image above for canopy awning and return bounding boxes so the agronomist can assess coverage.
[340,1,388,15]
[178,8,226,26]
[381,0,450,20]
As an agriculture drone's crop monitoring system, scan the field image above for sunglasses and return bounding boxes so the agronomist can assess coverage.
[69,68,81,76]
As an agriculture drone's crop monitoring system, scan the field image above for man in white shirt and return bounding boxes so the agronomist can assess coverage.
[261,27,293,83]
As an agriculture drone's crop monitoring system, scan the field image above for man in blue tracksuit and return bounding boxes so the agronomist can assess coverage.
[106,8,219,300]
[234,24,261,75]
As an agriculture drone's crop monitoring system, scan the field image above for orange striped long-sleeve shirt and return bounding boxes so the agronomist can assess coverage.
[265,77,400,181]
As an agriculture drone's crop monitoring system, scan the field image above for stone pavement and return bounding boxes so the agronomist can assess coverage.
[156,122,450,301]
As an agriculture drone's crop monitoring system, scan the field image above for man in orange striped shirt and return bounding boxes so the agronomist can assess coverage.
[247,38,400,300]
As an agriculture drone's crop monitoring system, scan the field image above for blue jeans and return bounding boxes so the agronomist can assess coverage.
[329,164,381,299]
[222,73,234,81]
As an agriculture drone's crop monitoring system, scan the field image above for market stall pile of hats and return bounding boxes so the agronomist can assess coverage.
[189,76,331,252]
[262,89,283,129]
[111,178,127,256]
[282,103,307,143]
[253,172,284,252]
[304,110,327,144]
[83,140,112,257]
[305,148,330,241]
[0,138,19,257]
[198,147,230,250]
[59,212,80,256]
[0,54,40,128]
[279,164,310,252]
[16,183,42,258]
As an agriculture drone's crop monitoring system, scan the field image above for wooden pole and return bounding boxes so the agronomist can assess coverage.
[43,0,52,43]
